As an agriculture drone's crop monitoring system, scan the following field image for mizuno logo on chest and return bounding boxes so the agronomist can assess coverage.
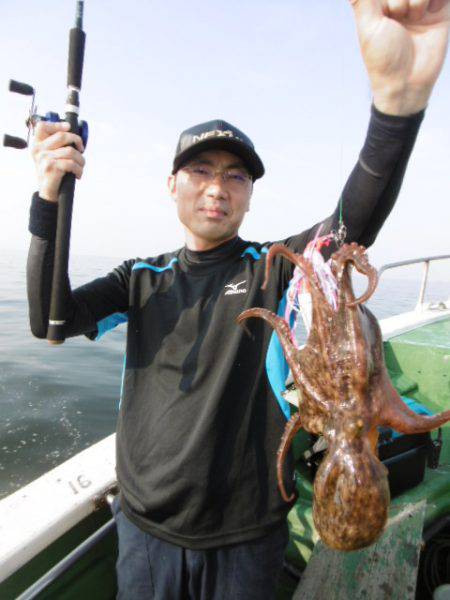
[224,280,247,295]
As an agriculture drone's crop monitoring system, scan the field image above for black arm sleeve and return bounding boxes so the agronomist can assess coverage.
[280,105,424,283]
[27,193,133,340]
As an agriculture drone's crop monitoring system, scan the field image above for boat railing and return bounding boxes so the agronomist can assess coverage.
[378,254,450,311]
[16,494,116,600]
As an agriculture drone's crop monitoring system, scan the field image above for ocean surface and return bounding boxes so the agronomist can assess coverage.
[0,252,448,500]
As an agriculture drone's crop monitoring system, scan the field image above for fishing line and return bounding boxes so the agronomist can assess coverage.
[334,1,348,248]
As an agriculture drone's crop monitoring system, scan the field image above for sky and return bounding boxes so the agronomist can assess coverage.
[0,0,449,280]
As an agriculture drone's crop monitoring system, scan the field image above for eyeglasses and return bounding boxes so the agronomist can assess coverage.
[182,164,252,189]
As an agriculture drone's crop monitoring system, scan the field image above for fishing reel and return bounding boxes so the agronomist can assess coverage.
[3,79,88,150]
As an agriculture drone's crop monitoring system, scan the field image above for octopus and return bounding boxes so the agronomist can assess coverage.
[237,242,450,551]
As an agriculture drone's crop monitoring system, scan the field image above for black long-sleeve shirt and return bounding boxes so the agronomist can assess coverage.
[27,106,424,549]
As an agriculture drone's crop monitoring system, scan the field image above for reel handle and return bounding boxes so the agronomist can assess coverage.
[3,134,27,149]
[9,79,35,96]
[4,79,35,149]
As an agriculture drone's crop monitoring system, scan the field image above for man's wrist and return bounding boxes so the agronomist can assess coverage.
[38,187,58,203]
[371,103,425,126]
[372,85,430,117]
[29,192,58,240]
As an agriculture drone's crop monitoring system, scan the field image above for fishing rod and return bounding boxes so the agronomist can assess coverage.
[3,0,87,344]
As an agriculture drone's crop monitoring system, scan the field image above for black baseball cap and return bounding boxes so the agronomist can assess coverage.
[172,119,265,180]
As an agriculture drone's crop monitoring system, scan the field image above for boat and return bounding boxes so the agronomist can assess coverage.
[0,254,449,600]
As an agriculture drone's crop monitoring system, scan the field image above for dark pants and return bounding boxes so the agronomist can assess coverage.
[113,499,289,600]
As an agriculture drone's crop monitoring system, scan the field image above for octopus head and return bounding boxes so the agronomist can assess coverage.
[312,436,390,551]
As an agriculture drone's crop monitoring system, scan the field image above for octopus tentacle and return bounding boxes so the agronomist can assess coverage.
[262,244,301,290]
[331,243,378,307]
[237,308,330,411]
[237,307,297,368]
[262,244,326,301]
[262,243,333,365]
[379,372,450,434]
[277,412,303,501]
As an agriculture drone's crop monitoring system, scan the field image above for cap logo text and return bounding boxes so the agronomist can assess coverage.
[193,130,242,143]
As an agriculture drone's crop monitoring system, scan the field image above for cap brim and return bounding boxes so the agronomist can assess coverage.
[172,137,265,180]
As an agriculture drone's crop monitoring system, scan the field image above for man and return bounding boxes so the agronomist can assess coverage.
[28,1,449,598]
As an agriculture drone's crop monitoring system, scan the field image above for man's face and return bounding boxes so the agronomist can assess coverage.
[168,149,253,251]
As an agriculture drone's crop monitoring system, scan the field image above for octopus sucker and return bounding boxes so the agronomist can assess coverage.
[237,242,450,551]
